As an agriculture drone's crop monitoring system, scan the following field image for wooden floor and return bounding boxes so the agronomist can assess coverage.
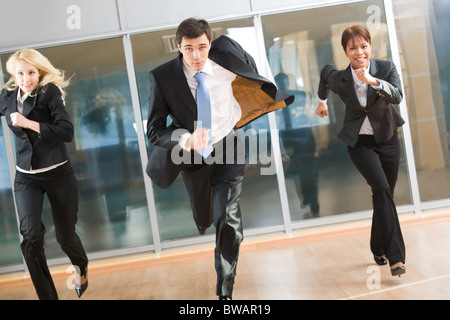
[2,209,450,300]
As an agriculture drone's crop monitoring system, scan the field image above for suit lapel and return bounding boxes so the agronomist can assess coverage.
[341,62,378,109]
[22,94,38,117]
[5,89,18,114]
[6,88,38,117]
[341,65,362,107]
[4,89,27,135]
[366,60,379,108]
[170,56,197,116]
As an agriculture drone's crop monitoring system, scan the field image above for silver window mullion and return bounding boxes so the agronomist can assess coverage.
[0,60,28,273]
[122,34,162,253]
[383,0,422,215]
[252,14,293,235]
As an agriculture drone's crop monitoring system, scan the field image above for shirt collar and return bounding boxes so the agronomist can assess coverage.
[17,89,30,103]
[182,58,214,79]
[351,61,370,86]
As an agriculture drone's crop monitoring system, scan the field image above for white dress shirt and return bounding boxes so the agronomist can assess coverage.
[351,63,382,135]
[16,90,31,114]
[179,58,242,150]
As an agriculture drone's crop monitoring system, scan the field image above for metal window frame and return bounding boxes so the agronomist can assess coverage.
[383,0,422,215]
[0,62,28,274]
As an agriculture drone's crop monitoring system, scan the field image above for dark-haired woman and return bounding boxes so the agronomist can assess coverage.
[316,25,406,276]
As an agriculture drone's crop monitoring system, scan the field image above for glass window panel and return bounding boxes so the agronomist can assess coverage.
[0,120,22,266]
[262,0,412,222]
[131,18,284,241]
[393,0,450,202]
[132,28,201,241]
[2,38,153,259]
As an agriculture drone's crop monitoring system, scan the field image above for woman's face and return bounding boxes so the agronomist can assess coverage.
[15,59,40,95]
[345,36,372,69]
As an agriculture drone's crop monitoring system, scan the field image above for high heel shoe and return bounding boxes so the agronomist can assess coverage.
[374,255,387,266]
[75,273,88,298]
[390,265,406,277]
[76,281,88,298]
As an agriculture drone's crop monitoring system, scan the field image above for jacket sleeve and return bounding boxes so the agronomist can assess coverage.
[228,36,259,74]
[146,71,185,150]
[0,90,6,117]
[317,64,344,100]
[212,35,259,74]
[375,62,403,105]
[38,84,74,143]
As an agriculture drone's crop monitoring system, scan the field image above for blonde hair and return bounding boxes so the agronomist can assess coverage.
[4,48,70,100]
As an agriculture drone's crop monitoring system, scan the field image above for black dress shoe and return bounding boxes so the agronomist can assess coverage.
[219,296,232,300]
[374,255,387,266]
[197,226,207,235]
[391,265,406,277]
[75,272,88,298]
[75,280,88,298]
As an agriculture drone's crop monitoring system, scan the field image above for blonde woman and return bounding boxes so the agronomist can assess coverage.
[0,49,88,299]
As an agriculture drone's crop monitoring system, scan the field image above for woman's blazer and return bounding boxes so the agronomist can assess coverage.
[317,59,405,147]
[0,83,73,171]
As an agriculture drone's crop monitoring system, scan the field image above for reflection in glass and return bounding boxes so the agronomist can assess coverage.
[275,72,320,217]
[131,29,195,241]
[262,0,412,221]
[393,0,450,202]
[0,120,22,266]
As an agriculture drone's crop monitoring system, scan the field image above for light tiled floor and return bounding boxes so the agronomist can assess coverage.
[1,209,450,300]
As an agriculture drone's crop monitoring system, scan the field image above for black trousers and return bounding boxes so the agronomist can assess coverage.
[14,162,88,300]
[347,132,405,266]
[181,132,245,297]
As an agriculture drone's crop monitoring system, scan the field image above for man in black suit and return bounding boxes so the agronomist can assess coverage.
[146,18,293,299]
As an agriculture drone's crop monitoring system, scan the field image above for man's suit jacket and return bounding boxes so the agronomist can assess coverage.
[0,83,73,171]
[317,59,405,147]
[146,35,294,188]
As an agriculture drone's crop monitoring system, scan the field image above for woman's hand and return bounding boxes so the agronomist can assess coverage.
[10,112,40,133]
[354,67,380,87]
[316,102,329,118]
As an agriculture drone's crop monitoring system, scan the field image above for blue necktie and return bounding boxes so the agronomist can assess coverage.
[194,72,213,158]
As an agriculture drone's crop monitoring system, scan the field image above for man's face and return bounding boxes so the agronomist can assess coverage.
[178,33,211,72]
